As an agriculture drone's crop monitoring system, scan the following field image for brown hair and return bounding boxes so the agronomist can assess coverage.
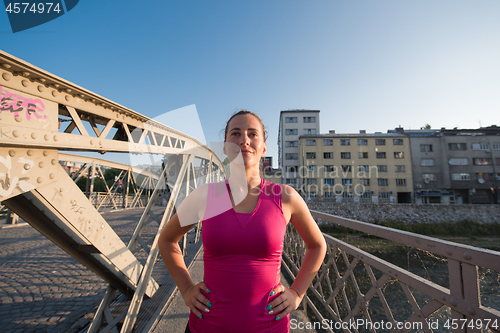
[224,110,268,142]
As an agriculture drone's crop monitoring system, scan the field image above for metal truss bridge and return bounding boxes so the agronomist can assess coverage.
[1,50,499,333]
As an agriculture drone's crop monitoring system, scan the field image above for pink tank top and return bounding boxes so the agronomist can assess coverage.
[189,178,290,333]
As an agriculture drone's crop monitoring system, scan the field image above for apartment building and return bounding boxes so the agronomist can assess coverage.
[401,126,500,204]
[278,110,320,188]
[298,131,413,203]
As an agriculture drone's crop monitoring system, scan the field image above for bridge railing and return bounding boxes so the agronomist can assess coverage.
[282,210,500,333]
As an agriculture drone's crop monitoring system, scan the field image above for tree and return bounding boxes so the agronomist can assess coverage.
[420,124,431,130]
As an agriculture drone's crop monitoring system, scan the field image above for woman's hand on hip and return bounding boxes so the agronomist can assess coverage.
[181,281,212,319]
[267,285,302,321]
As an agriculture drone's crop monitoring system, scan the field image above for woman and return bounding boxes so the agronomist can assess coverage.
[158,110,326,333]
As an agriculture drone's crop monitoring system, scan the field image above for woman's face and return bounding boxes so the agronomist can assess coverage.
[224,114,267,167]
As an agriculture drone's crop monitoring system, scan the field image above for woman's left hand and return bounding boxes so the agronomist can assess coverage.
[267,285,302,321]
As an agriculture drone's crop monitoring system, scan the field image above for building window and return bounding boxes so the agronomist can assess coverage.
[307,165,317,172]
[340,139,350,146]
[395,165,406,172]
[306,178,317,185]
[303,116,316,123]
[420,144,433,152]
[423,174,436,181]
[393,139,403,145]
[285,129,298,135]
[285,153,298,160]
[306,152,316,159]
[308,192,318,198]
[379,192,390,199]
[324,178,335,185]
[358,152,368,159]
[396,179,407,186]
[360,192,371,199]
[376,139,386,145]
[377,165,387,172]
[496,158,500,165]
[394,152,404,159]
[471,143,489,150]
[358,139,368,146]
[421,158,435,166]
[304,129,316,135]
[359,165,369,172]
[306,140,316,146]
[324,165,335,172]
[473,158,492,166]
[376,152,386,159]
[285,117,297,123]
[323,139,333,146]
[285,141,298,147]
[286,166,297,172]
[451,173,471,180]
[324,192,334,198]
[341,152,351,159]
[494,143,500,150]
[360,179,370,186]
[341,165,352,172]
[448,143,467,151]
[476,173,499,181]
[378,179,388,186]
[342,192,353,198]
[323,152,333,159]
[285,178,297,186]
[342,179,352,185]
[448,158,468,166]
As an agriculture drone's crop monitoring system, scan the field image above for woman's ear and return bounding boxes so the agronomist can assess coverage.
[223,141,227,155]
[262,143,267,155]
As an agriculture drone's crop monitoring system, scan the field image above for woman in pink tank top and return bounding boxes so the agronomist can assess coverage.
[159,111,326,333]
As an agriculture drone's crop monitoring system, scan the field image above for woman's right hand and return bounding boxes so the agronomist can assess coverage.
[181,281,212,318]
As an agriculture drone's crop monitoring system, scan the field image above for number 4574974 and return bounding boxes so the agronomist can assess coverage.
[5,2,61,14]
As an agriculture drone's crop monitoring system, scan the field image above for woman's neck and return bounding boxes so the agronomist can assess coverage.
[227,165,261,205]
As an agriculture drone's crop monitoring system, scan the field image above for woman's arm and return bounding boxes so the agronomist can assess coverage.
[267,185,327,320]
[158,185,211,318]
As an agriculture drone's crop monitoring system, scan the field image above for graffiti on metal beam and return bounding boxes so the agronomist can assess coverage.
[0,154,35,197]
[0,86,47,120]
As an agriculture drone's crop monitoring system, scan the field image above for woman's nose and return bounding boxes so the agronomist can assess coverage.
[239,134,250,146]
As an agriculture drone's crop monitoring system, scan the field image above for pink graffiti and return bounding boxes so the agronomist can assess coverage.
[0,86,46,120]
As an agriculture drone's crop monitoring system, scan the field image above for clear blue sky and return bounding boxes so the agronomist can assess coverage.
[2,0,499,167]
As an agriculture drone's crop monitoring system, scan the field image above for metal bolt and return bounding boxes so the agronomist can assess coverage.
[22,71,30,77]
[12,130,20,138]
[90,140,94,145]
[24,163,31,170]
[38,85,45,92]
[65,95,71,101]
[37,177,43,183]
[38,162,44,168]
[52,90,58,97]
[21,79,30,87]
[2,73,12,81]
[49,173,55,179]
[440,295,446,301]
[446,249,453,256]
[51,159,57,165]
[31,132,37,139]
[53,135,59,141]
[467,307,476,315]
[27,150,34,156]
[14,116,22,122]
[463,252,471,260]
[43,150,49,157]
[450,298,458,307]
[66,89,71,93]
[44,134,50,141]
[8,150,15,157]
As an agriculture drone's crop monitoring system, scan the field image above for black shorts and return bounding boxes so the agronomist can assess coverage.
[185,321,191,333]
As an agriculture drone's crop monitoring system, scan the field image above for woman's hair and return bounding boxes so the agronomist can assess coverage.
[224,110,268,142]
